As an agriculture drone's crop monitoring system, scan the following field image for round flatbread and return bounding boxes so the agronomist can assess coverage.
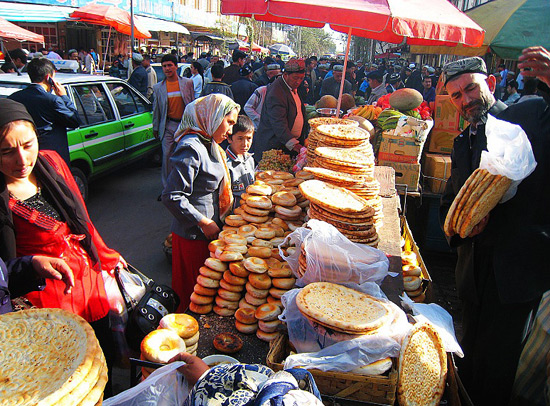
[300,180,369,214]
[398,323,447,406]
[0,308,105,405]
[296,282,391,333]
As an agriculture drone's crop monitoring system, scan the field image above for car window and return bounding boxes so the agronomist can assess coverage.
[72,84,115,126]
[106,82,148,117]
[153,66,165,83]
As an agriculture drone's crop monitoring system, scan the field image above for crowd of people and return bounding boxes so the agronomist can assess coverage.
[0,40,549,405]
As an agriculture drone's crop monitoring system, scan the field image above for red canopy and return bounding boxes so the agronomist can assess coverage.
[221,0,484,47]
[70,5,151,39]
[0,17,44,43]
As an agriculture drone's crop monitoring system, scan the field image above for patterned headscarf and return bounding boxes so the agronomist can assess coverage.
[174,94,240,221]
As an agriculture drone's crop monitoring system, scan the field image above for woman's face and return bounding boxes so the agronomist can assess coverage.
[0,121,39,182]
[212,108,238,144]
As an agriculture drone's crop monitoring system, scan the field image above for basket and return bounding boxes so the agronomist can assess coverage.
[267,333,397,405]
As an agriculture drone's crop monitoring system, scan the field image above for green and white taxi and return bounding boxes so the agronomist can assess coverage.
[0,73,159,200]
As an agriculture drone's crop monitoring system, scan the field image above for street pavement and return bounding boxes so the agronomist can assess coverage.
[87,163,172,287]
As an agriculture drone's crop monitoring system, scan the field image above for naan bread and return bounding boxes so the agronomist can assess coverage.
[296,282,391,333]
[0,309,104,406]
[299,180,368,214]
[315,146,374,167]
[398,323,447,406]
[308,117,359,130]
[316,124,371,141]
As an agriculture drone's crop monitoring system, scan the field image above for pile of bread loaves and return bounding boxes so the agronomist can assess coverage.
[306,117,362,165]
[140,314,200,379]
[300,179,380,246]
[0,309,107,405]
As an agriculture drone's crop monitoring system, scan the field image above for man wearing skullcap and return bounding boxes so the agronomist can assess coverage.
[129,52,148,96]
[231,65,258,113]
[255,58,308,160]
[320,64,352,100]
[439,49,550,405]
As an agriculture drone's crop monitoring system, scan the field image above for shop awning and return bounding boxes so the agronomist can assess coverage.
[0,2,75,23]
[138,16,190,35]
[190,31,225,43]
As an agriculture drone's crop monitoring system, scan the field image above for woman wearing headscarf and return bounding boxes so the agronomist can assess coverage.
[0,99,125,396]
[162,94,239,312]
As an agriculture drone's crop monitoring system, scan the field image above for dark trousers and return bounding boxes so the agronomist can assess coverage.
[457,267,539,405]
[90,316,115,398]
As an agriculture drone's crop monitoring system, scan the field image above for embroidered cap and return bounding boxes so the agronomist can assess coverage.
[284,58,305,73]
[266,63,281,71]
[132,52,143,62]
[443,56,487,84]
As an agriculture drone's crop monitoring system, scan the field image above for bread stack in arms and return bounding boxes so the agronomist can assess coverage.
[306,118,360,165]
[444,168,512,238]
[0,308,107,406]
[300,179,379,246]
[398,322,447,406]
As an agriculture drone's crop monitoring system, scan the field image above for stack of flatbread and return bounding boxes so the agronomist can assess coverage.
[300,179,379,246]
[306,118,360,165]
[303,166,383,229]
[397,322,447,406]
[0,308,107,406]
[444,168,512,238]
[296,282,392,334]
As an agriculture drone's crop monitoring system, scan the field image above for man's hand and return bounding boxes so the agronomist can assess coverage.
[51,79,67,97]
[31,256,74,294]
[518,46,550,87]
[467,214,490,238]
[292,143,304,153]
[153,130,159,139]
[170,352,210,386]
[199,218,220,240]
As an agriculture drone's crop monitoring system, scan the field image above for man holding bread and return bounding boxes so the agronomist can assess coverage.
[439,47,550,405]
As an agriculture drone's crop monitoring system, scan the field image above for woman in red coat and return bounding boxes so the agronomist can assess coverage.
[0,99,124,396]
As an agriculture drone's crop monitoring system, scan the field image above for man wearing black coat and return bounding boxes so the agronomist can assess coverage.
[231,65,258,113]
[439,53,550,405]
[9,58,80,164]
[254,58,308,162]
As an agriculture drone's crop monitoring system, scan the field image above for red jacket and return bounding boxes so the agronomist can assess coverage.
[12,151,120,322]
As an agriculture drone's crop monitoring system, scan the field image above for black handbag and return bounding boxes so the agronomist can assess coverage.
[115,265,180,351]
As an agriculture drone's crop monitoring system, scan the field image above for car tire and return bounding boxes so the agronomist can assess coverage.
[148,146,162,167]
[71,167,88,201]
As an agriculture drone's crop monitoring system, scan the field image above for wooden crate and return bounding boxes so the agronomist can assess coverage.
[267,333,398,405]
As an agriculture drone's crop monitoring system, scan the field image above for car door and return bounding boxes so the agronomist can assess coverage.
[71,83,125,172]
[106,82,155,159]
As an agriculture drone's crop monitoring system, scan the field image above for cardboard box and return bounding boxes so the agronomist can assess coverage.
[378,131,425,164]
[428,128,462,154]
[424,154,452,194]
[378,160,421,191]
[434,95,468,131]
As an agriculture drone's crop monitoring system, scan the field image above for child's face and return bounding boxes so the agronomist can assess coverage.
[228,130,253,156]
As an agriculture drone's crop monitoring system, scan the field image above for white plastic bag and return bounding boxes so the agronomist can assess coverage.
[401,294,463,357]
[480,114,537,202]
[280,220,391,287]
[103,362,189,406]
[280,282,411,372]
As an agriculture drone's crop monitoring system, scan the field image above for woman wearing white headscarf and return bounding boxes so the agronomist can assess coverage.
[162,94,239,312]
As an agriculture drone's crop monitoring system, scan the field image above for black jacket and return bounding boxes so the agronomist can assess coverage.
[440,86,550,304]
[231,78,258,113]
[9,84,80,164]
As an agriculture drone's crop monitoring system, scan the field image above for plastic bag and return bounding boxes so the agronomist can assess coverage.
[103,362,189,406]
[401,294,463,357]
[280,282,411,372]
[480,114,537,202]
[280,220,391,287]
